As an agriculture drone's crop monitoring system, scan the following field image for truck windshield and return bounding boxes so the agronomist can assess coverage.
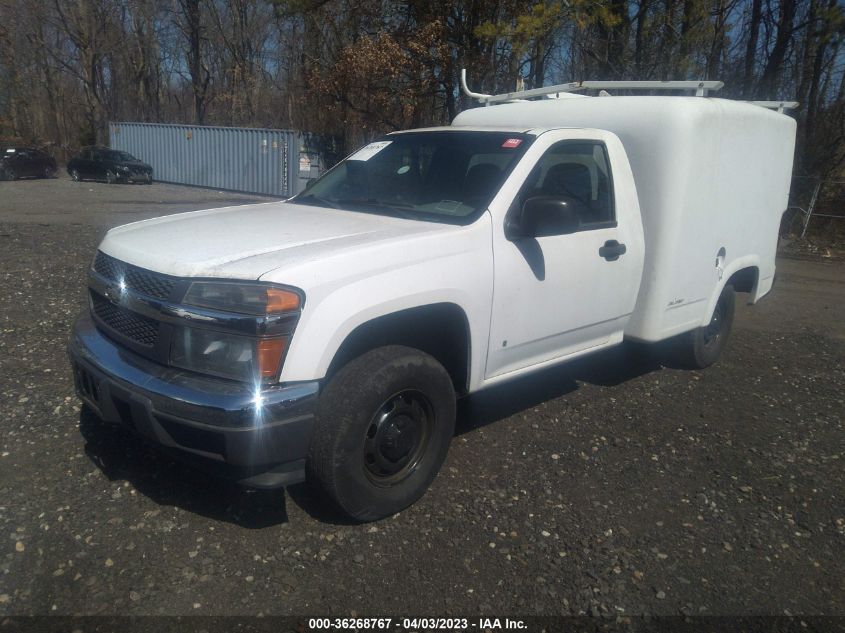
[292,131,533,222]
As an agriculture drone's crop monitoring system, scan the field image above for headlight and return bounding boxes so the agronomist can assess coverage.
[170,327,288,382]
[183,281,301,315]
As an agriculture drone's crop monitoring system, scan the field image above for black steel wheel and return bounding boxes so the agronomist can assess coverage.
[308,345,456,522]
[702,294,728,348]
[675,284,735,369]
[363,389,435,486]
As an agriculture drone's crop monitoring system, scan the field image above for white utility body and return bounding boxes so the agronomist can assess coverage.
[454,94,797,346]
[70,76,797,520]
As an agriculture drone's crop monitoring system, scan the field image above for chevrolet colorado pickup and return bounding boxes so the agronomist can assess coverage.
[69,89,796,521]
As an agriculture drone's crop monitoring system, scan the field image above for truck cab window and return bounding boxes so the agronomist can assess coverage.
[518,141,615,229]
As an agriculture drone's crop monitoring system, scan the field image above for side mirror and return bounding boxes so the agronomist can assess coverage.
[506,196,581,240]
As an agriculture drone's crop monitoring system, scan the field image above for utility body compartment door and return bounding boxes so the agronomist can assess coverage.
[485,129,645,380]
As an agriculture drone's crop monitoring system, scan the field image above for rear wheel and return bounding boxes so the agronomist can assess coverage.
[674,285,735,369]
[70,169,81,182]
[4,168,16,181]
[308,345,456,522]
[42,166,55,179]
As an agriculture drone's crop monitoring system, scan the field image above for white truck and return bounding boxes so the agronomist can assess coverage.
[69,77,797,521]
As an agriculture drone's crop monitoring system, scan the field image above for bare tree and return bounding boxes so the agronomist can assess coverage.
[0,0,841,196]
[173,0,212,124]
[50,0,120,144]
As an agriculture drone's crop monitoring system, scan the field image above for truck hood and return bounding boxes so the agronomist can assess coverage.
[98,201,455,279]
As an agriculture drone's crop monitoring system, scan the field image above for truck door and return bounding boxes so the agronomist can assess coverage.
[485,130,644,379]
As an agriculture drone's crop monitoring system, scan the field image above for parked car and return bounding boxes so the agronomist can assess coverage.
[1,147,57,180]
[67,147,153,184]
[68,81,796,522]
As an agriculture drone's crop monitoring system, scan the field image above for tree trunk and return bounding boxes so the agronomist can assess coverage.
[177,0,209,125]
[633,0,650,77]
[758,0,798,98]
[742,0,763,97]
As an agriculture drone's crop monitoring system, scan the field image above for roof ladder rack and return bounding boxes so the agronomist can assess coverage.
[461,69,724,105]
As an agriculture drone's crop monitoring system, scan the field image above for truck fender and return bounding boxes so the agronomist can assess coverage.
[698,255,760,327]
[280,289,479,390]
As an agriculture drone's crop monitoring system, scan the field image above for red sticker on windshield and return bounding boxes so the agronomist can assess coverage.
[502,138,522,148]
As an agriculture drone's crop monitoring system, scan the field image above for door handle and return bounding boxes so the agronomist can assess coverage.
[599,240,627,261]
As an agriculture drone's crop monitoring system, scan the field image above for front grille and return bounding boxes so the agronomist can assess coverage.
[93,251,176,300]
[91,292,159,347]
[93,251,120,280]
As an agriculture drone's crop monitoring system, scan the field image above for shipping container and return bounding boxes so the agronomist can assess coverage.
[109,122,321,197]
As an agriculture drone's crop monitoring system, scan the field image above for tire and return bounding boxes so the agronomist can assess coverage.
[144,173,153,185]
[308,345,456,522]
[70,169,81,182]
[42,166,55,179]
[4,168,16,181]
[674,285,735,369]
[105,170,117,184]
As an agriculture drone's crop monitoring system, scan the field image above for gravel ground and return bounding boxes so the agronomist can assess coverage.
[1,176,843,618]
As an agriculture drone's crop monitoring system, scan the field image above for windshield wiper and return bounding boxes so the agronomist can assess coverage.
[294,194,341,209]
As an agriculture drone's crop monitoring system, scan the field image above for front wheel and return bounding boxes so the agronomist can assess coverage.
[307,346,456,522]
[105,170,117,184]
[42,166,56,179]
[674,285,735,369]
[4,168,16,181]
[70,169,81,182]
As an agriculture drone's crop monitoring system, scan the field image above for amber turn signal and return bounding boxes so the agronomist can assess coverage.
[257,337,287,378]
[265,288,301,313]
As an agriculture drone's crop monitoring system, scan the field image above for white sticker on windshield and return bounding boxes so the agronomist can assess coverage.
[348,141,392,161]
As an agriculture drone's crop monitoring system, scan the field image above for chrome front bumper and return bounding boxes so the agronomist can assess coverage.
[68,313,319,488]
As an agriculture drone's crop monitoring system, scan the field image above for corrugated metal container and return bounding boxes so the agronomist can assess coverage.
[109,122,311,197]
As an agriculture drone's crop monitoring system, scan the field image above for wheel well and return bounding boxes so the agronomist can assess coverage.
[727,266,758,294]
[327,303,471,395]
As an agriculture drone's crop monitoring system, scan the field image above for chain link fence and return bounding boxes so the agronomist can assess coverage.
[784,176,845,243]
